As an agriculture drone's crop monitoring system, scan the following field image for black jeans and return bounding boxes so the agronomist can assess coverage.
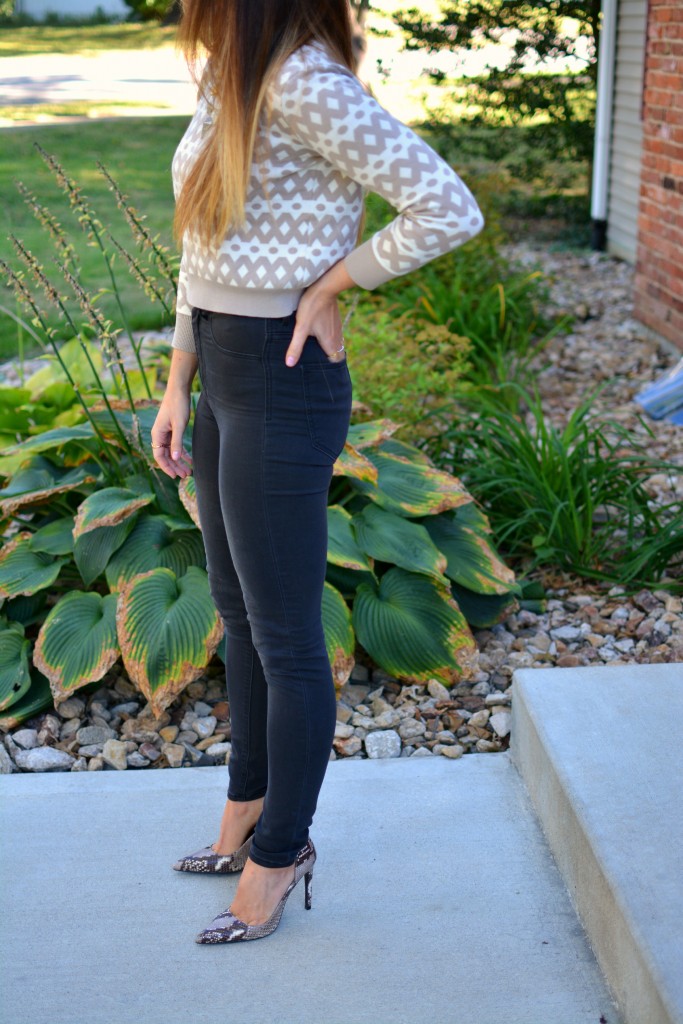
[190,306,353,868]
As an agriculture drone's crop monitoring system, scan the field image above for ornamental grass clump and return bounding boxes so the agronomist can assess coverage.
[426,380,683,592]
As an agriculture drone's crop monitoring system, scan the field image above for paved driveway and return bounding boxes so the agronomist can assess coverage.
[0,48,198,121]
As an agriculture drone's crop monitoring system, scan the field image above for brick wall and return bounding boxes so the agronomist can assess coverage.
[633,0,683,351]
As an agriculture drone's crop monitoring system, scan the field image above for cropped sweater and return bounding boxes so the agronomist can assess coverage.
[170,40,485,352]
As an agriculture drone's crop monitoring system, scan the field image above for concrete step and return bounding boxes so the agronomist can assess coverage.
[0,752,622,1024]
[510,663,683,1024]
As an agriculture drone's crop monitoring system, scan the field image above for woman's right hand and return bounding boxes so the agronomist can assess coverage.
[150,387,194,479]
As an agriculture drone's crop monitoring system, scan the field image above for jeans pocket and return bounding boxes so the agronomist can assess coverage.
[301,362,353,462]
[207,312,264,357]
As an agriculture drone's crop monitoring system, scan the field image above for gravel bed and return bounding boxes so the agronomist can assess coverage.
[1,577,680,775]
[1,240,681,773]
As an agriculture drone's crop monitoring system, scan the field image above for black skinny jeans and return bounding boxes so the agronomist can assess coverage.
[190,306,353,868]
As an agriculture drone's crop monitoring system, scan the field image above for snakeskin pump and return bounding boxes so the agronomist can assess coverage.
[195,838,316,943]
[172,826,256,874]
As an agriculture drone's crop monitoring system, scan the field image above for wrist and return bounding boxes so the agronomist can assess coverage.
[313,258,357,298]
[167,350,198,396]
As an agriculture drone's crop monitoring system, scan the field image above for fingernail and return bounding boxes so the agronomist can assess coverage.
[286,356,296,366]
[172,450,180,460]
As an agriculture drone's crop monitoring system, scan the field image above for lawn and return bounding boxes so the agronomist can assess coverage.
[0,116,189,357]
[0,23,177,57]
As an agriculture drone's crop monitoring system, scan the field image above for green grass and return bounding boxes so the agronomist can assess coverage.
[0,23,177,57]
[0,101,170,122]
[0,116,190,358]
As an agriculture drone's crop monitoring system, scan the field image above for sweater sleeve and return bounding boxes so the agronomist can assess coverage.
[277,59,485,290]
[171,248,196,353]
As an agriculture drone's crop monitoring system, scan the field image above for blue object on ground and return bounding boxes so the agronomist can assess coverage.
[634,356,683,421]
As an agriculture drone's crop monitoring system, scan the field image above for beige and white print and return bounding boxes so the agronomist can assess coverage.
[171,40,485,352]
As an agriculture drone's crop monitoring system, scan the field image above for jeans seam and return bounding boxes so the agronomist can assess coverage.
[301,364,352,461]
[253,408,311,864]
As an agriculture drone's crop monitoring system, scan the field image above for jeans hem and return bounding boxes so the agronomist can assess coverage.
[226,787,268,802]
[247,845,301,869]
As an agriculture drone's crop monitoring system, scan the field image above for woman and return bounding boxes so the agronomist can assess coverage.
[151,0,485,945]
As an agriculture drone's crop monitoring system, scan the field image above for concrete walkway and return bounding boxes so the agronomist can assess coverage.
[0,752,622,1024]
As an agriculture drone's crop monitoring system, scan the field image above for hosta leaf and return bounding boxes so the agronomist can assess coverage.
[36,381,77,412]
[89,402,161,449]
[2,591,49,628]
[52,406,86,429]
[0,672,54,731]
[148,465,190,521]
[332,444,379,483]
[325,561,376,598]
[0,424,96,457]
[105,514,206,592]
[351,503,448,582]
[453,500,493,535]
[352,567,478,686]
[29,517,76,556]
[322,581,355,688]
[327,505,374,572]
[0,386,32,410]
[374,437,434,465]
[33,591,120,703]
[24,336,103,395]
[116,565,223,716]
[73,487,155,539]
[0,400,32,433]
[450,581,519,629]
[351,447,473,518]
[124,367,157,399]
[178,475,200,529]
[0,531,66,598]
[346,419,403,448]
[74,519,139,587]
[0,624,32,711]
[420,513,519,595]
[0,459,98,514]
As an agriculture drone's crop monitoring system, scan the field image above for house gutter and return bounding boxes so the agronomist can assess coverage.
[590,0,619,250]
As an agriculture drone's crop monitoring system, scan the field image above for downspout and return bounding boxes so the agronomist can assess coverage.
[590,0,619,250]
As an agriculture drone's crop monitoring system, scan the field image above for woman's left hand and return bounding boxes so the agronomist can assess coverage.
[285,259,357,366]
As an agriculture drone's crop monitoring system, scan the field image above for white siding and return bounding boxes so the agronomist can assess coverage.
[607,0,648,262]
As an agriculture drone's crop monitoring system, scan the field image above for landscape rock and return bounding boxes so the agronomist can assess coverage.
[76,725,115,746]
[15,747,75,772]
[11,728,40,750]
[364,729,401,759]
[101,739,128,770]
[56,697,86,719]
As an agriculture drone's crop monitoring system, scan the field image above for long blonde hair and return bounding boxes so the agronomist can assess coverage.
[173,0,357,251]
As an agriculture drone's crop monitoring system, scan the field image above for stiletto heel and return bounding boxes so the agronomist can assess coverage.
[172,825,256,873]
[195,838,317,943]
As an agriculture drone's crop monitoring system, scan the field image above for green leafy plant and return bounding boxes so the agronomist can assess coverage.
[121,0,176,22]
[422,381,683,593]
[342,312,475,440]
[392,0,598,164]
[385,243,571,395]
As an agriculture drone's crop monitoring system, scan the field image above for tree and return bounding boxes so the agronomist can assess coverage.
[392,0,600,161]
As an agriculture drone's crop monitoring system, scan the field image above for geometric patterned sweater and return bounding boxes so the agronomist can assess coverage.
[170,39,485,352]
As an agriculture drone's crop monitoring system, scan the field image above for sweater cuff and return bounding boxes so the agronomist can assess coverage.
[171,311,196,353]
[343,239,395,291]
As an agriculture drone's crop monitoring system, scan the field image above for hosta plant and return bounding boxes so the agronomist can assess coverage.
[0,411,522,727]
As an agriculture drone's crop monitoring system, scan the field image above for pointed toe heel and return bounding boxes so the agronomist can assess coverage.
[195,838,316,943]
[172,826,255,874]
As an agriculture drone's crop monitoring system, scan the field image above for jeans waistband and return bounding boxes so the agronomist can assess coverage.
[194,307,297,326]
